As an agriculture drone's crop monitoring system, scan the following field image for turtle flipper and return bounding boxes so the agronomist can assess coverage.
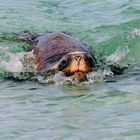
[12,31,39,44]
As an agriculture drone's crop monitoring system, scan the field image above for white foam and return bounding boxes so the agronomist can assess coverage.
[105,45,129,63]
[131,28,140,37]
[0,46,36,72]
[22,50,37,72]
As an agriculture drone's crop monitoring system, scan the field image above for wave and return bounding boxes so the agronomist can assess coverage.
[0,27,140,83]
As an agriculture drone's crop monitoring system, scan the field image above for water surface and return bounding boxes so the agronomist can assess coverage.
[0,0,140,139]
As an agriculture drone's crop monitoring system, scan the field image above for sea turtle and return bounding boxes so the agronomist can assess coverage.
[9,31,128,82]
[13,31,97,82]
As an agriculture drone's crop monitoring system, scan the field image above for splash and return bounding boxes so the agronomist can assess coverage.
[0,46,36,73]
[1,28,139,84]
[40,68,114,85]
[105,45,129,64]
[0,44,120,84]
[0,46,20,72]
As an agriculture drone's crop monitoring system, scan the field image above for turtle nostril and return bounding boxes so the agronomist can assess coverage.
[74,56,82,63]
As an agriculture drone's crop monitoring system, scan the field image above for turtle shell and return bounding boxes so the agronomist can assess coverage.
[31,32,96,72]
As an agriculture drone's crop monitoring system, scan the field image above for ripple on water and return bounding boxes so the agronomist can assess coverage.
[0,0,140,139]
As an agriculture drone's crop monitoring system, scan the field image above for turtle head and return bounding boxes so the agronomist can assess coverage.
[58,51,96,82]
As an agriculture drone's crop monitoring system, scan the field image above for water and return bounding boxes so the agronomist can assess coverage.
[0,0,140,139]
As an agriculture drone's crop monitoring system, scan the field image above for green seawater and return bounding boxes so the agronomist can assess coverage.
[0,0,140,139]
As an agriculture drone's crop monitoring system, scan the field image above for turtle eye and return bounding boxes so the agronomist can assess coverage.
[61,60,67,65]
[87,56,95,68]
[60,60,67,68]
[58,59,68,71]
